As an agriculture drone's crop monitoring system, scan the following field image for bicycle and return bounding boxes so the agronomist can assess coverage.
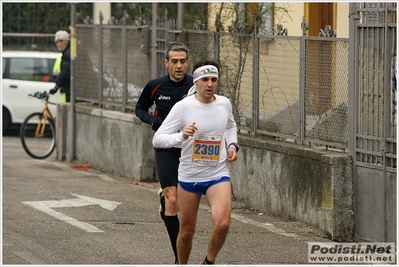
[20,91,56,159]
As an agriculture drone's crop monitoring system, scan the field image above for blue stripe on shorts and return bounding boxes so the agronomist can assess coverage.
[178,176,231,195]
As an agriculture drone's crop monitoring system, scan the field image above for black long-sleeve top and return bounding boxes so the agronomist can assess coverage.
[135,74,193,125]
[55,43,71,92]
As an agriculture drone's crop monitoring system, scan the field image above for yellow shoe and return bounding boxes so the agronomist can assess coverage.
[157,188,165,221]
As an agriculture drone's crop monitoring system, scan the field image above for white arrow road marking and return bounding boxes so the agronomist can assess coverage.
[22,194,121,233]
[70,194,120,211]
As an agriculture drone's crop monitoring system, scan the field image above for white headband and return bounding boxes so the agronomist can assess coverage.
[193,65,218,82]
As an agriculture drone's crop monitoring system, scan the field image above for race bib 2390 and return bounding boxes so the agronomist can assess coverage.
[191,133,222,166]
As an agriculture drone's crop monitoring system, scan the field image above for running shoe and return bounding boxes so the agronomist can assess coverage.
[158,188,165,221]
[199,258,214,265]
[200,258,215,265]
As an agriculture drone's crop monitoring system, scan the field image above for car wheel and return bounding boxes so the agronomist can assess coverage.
[3,107,11,130]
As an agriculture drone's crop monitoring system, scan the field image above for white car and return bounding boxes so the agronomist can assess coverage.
[2,50,62,130]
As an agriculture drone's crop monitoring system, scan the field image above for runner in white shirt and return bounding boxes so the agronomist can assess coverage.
[153,60,239,265]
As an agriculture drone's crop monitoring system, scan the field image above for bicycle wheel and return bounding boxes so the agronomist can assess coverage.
[20,112,56,159]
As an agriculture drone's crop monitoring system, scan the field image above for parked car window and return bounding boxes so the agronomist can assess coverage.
[9,58,51,82]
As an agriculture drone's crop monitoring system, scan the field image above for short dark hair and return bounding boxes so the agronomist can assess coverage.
[164,42,189,60]
[193,60,219,73]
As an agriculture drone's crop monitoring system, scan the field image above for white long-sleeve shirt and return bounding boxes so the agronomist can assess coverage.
[152,94,238,183]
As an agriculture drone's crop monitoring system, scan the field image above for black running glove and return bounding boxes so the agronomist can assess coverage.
[149,116,163,131]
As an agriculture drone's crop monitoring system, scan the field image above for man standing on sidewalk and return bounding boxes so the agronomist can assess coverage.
[49,30,71,102]
[135,42,192,264]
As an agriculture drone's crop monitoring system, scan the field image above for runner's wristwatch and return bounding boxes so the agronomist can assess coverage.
[228,142,239,152]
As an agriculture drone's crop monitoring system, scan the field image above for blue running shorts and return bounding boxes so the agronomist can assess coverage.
[178,176,231,195]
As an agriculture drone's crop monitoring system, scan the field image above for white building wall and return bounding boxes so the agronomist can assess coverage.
[275,2,349,38]
[93,2,111,24]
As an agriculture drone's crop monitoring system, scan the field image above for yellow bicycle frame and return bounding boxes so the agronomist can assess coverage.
[35,99,55,136]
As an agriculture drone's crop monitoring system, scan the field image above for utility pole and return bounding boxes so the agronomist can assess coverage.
[151,3,158,79]
[69,3,76,162]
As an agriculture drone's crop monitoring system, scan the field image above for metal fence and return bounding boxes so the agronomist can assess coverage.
[2,33,56,51]
[355,3,397,170]
[75,25,151,109]
[349,2,397,242]
[74,18,357,151]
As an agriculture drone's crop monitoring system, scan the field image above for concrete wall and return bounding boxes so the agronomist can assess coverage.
[56,103,354,241]
[229,136,354,241]
[56,103,155,181]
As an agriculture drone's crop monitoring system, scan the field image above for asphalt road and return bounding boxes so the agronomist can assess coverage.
[3,131,331,265]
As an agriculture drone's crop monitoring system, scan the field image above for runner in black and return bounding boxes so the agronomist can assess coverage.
[135,42,192,264]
